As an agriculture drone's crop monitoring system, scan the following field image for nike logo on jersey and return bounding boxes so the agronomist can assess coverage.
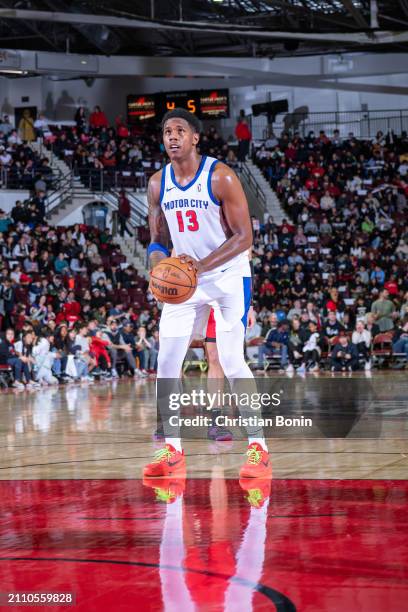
[166,186,176,192]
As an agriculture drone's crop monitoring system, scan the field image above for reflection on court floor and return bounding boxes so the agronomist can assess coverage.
[0,374,407,610]
[0,477,407,611]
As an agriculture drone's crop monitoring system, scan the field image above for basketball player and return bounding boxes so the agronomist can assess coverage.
[144,108,271,480]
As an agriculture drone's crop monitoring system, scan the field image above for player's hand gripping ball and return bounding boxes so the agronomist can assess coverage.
[150,257,198,304]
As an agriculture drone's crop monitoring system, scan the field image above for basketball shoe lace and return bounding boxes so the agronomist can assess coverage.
[246,488,263,508]
[152,446,174,464]
[246,447,263,465]
[155,488,175,503]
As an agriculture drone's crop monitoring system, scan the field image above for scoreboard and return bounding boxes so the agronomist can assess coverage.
[127,89,229,124]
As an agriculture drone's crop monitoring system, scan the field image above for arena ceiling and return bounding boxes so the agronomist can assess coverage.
[0,0,408,57]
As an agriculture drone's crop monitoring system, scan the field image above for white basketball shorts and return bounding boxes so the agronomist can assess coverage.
[159,266,252,339]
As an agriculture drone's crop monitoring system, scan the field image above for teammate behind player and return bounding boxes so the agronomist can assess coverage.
[144,108,271,480]
[205,288,256,442]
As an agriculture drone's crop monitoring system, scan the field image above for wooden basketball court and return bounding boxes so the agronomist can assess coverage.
[0,372,407,610]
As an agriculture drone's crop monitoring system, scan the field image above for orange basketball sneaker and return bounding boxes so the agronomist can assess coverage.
[239,442,272,479]
[143,444,186,478]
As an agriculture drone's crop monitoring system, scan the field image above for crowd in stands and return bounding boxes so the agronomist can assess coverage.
[0,105,242,391]
[1,107,407,387]
[0,217,161,389]
[1,104,239,193]
[36,106,238,191]
[0,134,55,196]
[249,127,408,372]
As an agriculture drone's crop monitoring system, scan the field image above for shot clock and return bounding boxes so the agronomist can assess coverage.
[157,91,198,118]
[127,89,229,124]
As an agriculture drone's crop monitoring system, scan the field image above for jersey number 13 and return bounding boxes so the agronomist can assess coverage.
[176,210,199,232]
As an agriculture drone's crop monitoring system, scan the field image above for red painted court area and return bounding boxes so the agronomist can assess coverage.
[0,479,407,611]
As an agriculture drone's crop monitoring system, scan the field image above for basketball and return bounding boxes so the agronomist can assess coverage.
[150,257,197,304]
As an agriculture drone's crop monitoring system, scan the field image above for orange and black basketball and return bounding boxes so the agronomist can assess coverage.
[150,257,197,304]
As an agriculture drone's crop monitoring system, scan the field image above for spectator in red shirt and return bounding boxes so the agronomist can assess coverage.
[101,150,116,168]
[312,164,325,178]
[90,331,111,372]
[115,115,129,139]
[89,106,109,130]
[281,219,295,233]
[328,182,341,198]
[308,194,320,210]
[306,156,316,173]
[56,292,81,325]
[325,288,345,316]
[285,144,297,162]
[259,279,276,296]
[305,177,319,191]
[384,275,399,296]
[235,117,252,162]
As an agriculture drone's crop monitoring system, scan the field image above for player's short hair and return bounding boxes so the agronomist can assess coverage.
[161,108,202,135]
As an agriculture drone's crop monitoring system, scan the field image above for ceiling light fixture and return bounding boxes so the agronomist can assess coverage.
[0,69,27,74]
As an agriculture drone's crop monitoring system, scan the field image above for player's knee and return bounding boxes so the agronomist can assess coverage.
[218,351,244,378]
[157,350,184,378]
[157,353,170,375]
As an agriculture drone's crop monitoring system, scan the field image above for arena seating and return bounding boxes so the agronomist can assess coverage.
[40,122,238,192]
[249,129,408,371]
[1,121,407,385]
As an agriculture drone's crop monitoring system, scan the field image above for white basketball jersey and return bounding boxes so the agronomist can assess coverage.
[160,155,248,276]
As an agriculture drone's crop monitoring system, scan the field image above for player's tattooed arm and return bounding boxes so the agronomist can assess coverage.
[181,164,252,274]
[147,170,171,269]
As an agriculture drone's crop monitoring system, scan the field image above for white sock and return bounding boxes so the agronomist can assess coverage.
[167,494,183,516]
[248,437,268,451]
[250,496,269,518]
[165,437,182,452]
